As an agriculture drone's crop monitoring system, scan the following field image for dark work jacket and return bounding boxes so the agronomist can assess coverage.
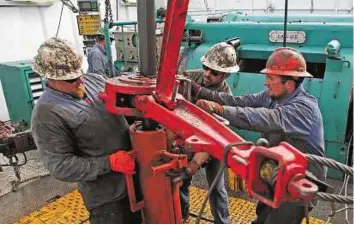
[31,73,131,209]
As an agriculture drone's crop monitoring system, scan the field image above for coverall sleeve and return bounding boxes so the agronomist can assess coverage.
[223,100,314,136]
[197,87,268,108]
[191,84,232,165]
[90,54,107,75]
[32,114,111,182]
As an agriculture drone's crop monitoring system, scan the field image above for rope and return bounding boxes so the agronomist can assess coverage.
[307,154,353,176]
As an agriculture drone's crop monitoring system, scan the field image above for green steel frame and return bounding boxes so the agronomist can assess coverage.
[112,14,352,179]
[181,16,353,179]
[0,61,44,131]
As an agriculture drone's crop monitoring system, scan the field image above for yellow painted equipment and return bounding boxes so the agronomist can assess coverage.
[15,187,324,224]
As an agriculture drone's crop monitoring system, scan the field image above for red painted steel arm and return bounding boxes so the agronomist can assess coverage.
[155,0,190,109]
[133,94,318,207]
[99,0,318,209]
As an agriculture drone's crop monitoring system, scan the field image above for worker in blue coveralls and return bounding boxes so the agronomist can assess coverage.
[167,42,240,223]
[87,28,120,77]
[31,37,141,224]
[191,47,326,223]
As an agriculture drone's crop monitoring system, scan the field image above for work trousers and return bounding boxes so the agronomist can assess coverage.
[180,157,230,224]
[88,197,142,224]
[252,201,312,224]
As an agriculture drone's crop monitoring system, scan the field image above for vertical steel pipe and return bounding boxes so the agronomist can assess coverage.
[137,0,156,77]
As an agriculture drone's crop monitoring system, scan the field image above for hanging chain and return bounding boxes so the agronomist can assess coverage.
[104,0,113,24]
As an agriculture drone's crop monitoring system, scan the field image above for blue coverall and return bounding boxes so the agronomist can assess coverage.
[87,43,120,77]
[197,84,326,223]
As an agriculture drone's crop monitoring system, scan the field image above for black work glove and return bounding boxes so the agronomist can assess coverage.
[165,161,200,183]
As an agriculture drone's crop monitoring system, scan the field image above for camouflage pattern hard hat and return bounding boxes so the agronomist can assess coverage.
[260,47,312,78]
[200,42,239,73]
[32,37,83,80]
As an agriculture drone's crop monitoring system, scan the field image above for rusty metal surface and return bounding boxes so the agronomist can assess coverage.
[0,121,14,139]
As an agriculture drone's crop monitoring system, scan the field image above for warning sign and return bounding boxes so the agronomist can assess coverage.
[76,15,101,35]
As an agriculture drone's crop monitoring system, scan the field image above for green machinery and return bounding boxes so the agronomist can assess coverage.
[0,61,44,131]
[113,13,353,179]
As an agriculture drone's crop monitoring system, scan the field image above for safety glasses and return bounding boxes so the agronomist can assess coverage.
[202,65,222,77]
[64,77,81,83]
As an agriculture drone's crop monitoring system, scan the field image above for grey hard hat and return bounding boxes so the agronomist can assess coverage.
[200,42,239,73]
[32,37,83,80]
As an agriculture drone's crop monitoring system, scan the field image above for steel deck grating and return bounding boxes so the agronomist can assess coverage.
[15,186,324,224]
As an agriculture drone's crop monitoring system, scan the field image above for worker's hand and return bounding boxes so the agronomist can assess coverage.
[196,99,224,116]
[109,151,135,175]
[165,161,200,183]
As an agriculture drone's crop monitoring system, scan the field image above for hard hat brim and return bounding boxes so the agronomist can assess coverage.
[201,56,240,73]
[260,68,313,78]
[32,62,83,81]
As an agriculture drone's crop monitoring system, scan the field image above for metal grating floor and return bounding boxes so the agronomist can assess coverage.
[15,186,324,224]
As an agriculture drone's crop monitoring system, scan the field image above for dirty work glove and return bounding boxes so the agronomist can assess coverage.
[196,99,224,116]
[109,151,135,175]
[165,161,200,182]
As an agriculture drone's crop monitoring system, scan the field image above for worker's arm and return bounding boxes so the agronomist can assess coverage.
[189,82,230,166]
[197,86,269,108]
[191,152,210,166]
[223,100,315,136]
[32,114,111,182]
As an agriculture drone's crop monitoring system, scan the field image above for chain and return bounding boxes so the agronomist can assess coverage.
[104,0,113,24]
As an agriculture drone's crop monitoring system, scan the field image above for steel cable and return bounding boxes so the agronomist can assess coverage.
[307,154,353,176]
[195,141,254,224]
[315,192,353,205]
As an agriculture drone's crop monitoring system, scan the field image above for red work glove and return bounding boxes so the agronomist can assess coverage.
[109,151,135,175]
[196,99,224,116]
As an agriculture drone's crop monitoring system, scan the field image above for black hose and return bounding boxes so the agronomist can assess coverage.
[195,141,254,224]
